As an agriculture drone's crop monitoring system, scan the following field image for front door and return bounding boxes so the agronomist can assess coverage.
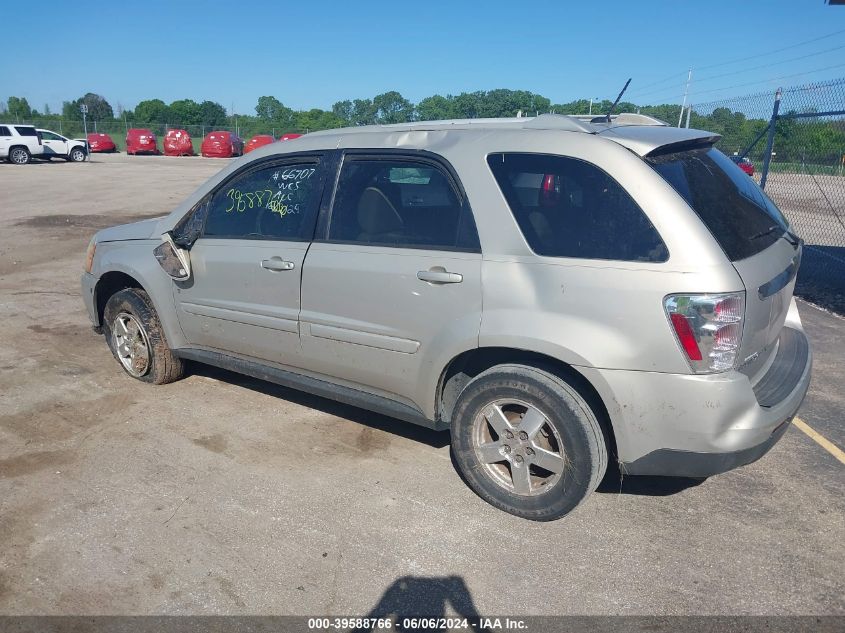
[40,131,68,157]
[300,154,483,410]
[174,155,327,365]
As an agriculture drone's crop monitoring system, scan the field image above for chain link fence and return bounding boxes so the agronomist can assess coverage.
[693,77,845,314]
[29,119,302,153]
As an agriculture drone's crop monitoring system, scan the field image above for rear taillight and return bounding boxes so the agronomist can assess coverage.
[664,292,745,373]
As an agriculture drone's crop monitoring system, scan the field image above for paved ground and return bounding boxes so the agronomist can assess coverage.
[0,154,843,616]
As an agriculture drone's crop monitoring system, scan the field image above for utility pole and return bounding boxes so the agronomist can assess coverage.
[685,105,692,128]
[678,68,692,127]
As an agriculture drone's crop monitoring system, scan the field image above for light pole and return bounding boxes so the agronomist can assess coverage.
[588,97,600,116]
[80,103,89,161]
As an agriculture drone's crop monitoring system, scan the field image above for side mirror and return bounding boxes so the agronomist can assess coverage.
[154,232,191,281]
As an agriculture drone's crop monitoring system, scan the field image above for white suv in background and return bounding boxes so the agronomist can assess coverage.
[37,129,89,162]
[0,124,44,164]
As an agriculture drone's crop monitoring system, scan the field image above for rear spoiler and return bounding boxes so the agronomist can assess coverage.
[597,126,721,157]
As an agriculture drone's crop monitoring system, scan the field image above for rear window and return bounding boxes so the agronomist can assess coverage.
[14,126,37,136]
[647,148,787,261]
[487,153,668,262]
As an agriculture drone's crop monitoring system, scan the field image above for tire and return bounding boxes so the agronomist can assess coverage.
[9,146,31,165]
[102,288,185,385]
[451,364,607,521]
[69,147,86,162]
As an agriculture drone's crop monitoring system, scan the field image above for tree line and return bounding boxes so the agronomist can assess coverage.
[2,89,842,164]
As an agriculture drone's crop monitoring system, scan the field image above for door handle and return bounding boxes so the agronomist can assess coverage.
[261,258,295,271]
[417,270,463,284]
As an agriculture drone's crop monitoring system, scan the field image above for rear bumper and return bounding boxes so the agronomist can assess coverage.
[620,416,792,477]
[579,304,812,478]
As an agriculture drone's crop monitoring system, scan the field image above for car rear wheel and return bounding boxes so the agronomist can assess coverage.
[450,364,607,521]
[9,147,31,165]
[103,288,185,385]
[69,147,86,162]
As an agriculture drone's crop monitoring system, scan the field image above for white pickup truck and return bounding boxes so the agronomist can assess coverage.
[0,124,44,164]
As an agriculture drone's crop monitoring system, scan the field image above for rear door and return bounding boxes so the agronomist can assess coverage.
[299,153,482,408]
[173,154,328,364]
[647,147,800,367]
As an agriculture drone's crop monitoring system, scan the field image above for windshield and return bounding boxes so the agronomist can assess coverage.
[647,148,788,261]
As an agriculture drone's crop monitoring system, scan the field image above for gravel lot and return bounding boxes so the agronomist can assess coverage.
[0,154,843,616]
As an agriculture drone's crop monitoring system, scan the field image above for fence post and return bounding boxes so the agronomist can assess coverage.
[760,88,782,190]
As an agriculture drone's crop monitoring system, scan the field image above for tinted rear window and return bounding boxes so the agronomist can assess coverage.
[487,153,668,262]
[14,126,38,136]
[647,148,787,261]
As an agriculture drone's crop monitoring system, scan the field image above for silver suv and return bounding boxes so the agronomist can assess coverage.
[81,114,812,520]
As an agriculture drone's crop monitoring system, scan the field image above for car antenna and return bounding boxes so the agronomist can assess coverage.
[605,78,632,123]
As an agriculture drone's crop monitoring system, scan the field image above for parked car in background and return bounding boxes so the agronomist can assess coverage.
[0,124,44,164]
[279,133,302,141]
[730,155,755,176]
[201,131,243,158]
[163,129,195,156]
[81,113,811,521]
[37,129,88,162]
[126,129,159,155]
[244,134,275,153]
[87,133,117,153]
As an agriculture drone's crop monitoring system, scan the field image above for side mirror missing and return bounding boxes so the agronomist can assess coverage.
[154,233,191,281]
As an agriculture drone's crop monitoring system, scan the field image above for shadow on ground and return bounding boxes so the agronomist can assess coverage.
[352,575,488,632]
[189,363,451,449]
[796,244,845,315]
[190,362,703,499]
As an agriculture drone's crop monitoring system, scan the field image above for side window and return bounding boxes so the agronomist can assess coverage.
[14,127,37,137]
[487,153,668,262]
[0,127,11,136]
[41,131,60,141]
[327,158,479,251]
[203,160,323,240]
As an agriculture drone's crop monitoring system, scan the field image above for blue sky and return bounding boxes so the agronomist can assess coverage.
[3,1,844,115]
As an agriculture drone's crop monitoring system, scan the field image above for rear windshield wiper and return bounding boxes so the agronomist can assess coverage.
[750,225,801,247]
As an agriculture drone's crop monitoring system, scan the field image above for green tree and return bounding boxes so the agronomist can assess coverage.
[332,99,354,124]
[451,92,484,118]
[350,99,377,126]
[255,96,295,128]
[134,99,169,124]
[373,91,414,124]
[199,101,228,127]
[295,108,346,132]
[7,96,32,119]
[62,93,113,121]
[169,99,203,126]
[416,95,454,121]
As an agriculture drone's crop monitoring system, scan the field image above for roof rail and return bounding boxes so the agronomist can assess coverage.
[569,113,668,126]
[519,113,595,133]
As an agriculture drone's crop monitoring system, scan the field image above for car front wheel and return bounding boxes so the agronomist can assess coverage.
[102,288,185,384]
[450,364,607,521]
[69,147,86,162]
